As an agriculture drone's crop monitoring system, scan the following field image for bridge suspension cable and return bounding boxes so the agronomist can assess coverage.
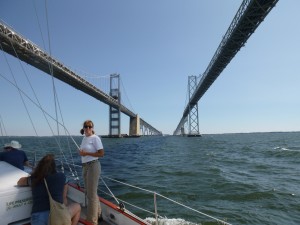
[73,72,136,114]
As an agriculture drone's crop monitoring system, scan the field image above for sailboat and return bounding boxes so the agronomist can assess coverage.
[0,160,151,225]
[0,3,232,225]
[1,154,233,225]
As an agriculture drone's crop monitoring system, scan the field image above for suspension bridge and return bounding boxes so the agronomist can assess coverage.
[0,0,279,137]
[0,20,162,137]
[173,0,278,136]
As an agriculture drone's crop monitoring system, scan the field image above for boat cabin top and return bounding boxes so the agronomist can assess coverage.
[0,161,32,224]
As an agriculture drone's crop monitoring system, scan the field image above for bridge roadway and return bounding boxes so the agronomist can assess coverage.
[174,0,279,135]
[0,20,161,136]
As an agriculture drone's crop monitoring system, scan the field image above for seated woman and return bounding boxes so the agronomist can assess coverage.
[17,154,81,225]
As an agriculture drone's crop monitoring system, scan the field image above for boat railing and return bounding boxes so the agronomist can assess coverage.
[100,175,232,225]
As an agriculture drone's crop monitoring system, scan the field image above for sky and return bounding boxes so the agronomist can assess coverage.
[0,0,300,136]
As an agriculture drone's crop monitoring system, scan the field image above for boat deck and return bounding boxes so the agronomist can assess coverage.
[68,197,110,225]
[0,162,32,225]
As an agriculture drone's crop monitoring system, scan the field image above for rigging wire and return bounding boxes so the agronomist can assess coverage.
[0,7,82,182]
[1,38,78,175]
[0,32,80,184]
[0,115,8,145]
[0,73,80,149]
[31,0,81,182]
[0,43,39,139]
[32,0,47,53]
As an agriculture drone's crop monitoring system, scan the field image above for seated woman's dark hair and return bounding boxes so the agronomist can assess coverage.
[31,154,56,187]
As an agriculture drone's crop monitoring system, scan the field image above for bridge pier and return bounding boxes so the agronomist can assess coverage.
[109,74,121,137]
[187,76,201,137]
[175,76,201,137]
[129,115,140,137]
[173,76,202,136]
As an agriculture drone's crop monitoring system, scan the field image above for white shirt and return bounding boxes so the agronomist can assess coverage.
[80,134,103,164]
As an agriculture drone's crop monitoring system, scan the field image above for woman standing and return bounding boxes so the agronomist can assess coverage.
[79,120,105,225]
[17,154,81,225]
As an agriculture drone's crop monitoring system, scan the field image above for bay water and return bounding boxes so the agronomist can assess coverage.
[4,132,300,225]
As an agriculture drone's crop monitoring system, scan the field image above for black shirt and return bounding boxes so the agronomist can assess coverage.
[0,149,28,170]
[30,172,66,213]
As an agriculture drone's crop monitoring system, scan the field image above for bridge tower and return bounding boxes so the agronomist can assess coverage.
[109,74,121,137]
[187,75,201,137]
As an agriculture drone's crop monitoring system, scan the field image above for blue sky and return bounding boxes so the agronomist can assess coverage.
[0,0,299,136]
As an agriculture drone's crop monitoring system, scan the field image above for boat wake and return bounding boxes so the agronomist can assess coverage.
[273,146,300,152]
[145,217,198,225]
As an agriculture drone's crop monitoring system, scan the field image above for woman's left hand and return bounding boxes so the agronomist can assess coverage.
[79,150,87,156]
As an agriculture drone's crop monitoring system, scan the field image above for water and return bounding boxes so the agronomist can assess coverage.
[3,132,300,225]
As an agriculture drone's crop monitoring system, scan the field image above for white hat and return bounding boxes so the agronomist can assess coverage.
[4,140,22,149]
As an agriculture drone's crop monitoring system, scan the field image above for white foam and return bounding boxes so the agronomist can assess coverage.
[145,217,199,225]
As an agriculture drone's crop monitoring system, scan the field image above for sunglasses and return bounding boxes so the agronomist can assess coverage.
[84,125,93,129]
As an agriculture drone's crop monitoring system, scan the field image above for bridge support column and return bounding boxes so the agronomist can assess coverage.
[180,127,185,136]
[187,76,201,137]
[129,115,140,136]
[109,74,121,137]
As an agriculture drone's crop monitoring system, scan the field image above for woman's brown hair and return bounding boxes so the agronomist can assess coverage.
[31,154,57,187]
[80,120,95,135]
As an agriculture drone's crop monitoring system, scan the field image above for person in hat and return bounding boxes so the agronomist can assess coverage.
[0,140,31,170]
